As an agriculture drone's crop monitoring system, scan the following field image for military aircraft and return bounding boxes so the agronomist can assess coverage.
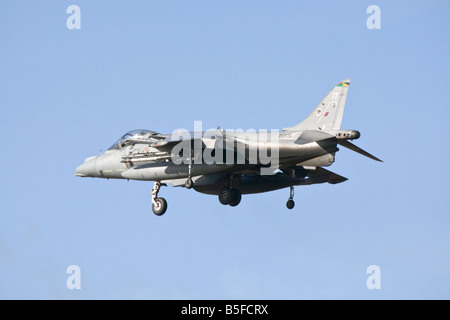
[75,79,381,216]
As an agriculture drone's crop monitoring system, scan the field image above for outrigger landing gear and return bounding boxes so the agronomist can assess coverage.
[185,151,193,189]
[286,186,295,210]
[185,178,193,189]
[151,182,167,216]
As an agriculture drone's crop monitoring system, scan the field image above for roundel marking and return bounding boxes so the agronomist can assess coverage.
[316,108,323,116]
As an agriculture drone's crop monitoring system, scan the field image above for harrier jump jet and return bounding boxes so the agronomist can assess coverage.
[75,79,381,215]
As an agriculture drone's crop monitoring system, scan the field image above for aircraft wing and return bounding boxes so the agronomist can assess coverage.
[303,167,348,185]
[162,166,347,196]
[279,165,347,185]
[121,134,205,164]
[121,132,244,165]
[150,133,245,161]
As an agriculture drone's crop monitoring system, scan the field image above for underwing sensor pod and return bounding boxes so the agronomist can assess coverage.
[75,79,382,216]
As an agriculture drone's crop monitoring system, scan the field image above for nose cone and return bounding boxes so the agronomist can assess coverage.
[75,156,98,177]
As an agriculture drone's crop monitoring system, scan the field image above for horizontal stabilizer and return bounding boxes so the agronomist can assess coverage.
[337,140,383,162]
[294,130,334,145]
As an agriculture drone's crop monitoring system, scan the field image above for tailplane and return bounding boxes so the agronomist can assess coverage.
[284,79,350,132]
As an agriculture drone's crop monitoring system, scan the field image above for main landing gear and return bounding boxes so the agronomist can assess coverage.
[218,187,242,207]
[286,186,295,210]
[151,182,167,216]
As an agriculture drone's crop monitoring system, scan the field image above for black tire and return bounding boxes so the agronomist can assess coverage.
[286,199,295,210]
[185,178,193,189]
[229,189,242,207]
[152,197,168,216]
[218,187,234,205]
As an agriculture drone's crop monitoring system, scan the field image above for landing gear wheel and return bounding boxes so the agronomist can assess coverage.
[151,182,168,216]
[286,199,295,210]
[229,189,242,207]
[185,178,193,189]
[286,186,295,210]
[218,187,234,205]
[152,197,167,216]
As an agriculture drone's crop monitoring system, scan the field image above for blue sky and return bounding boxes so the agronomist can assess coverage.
[1,0,449,299]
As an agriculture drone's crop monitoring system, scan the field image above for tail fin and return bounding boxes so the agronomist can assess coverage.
[283,79,350,132]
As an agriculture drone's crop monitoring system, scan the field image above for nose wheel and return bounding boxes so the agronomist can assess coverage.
[286,186,295,210]
[151,182,167,216]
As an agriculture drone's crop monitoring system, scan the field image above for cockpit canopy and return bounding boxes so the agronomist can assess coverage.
[108,129,160,150]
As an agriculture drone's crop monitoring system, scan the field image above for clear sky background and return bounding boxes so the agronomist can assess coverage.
[1,0,449,299]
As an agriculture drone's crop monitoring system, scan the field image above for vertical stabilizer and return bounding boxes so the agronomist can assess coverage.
[283,79,350,132]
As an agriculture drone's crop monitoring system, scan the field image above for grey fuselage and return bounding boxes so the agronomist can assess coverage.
[74,79,381,204]
[75,130,339,181]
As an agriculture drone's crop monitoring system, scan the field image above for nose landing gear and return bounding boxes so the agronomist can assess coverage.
[151,182,167,216]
